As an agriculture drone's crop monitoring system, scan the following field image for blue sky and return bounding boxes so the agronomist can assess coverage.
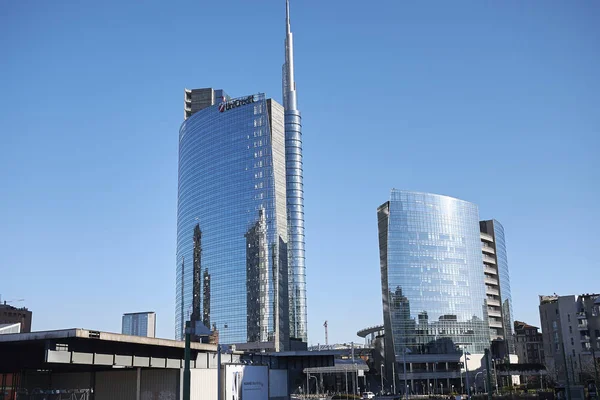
[1,0,598,345]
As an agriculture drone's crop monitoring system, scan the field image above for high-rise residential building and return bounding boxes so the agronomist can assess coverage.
[539,294,600,385]
[377,190,490,393]
[0,302,32,333]
[175,0,307,349]
[480,220,515,358]
[514,321,545,365]
[122,312,156,338]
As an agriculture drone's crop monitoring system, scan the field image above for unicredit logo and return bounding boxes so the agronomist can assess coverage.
[218,95,256,112]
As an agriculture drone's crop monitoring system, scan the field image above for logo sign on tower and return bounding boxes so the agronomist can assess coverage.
[219,95,256,112]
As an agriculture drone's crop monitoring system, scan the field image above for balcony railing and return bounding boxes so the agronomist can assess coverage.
[485,277,499,286]
[483,255,497,265]
[480,232,494,242]
[482,245,495,255]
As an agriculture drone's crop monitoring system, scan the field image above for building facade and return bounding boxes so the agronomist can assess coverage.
[480,220,515,358]
[176,91,290,349]
[0,302,32,333]
[122,312,156,338]
[377,190,490,394]
[539,293,600,385]
[514,321,545,365]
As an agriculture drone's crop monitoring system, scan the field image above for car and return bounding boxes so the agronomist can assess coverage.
[362,392,375,399]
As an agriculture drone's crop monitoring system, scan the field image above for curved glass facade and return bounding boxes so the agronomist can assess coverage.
[493,220,515,354]
[176,94,290,346]
[378,190,489,357]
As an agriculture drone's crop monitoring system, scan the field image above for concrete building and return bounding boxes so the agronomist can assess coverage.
[539,293,600,385]
[514,321,545,365]
[176,0,307,349]
[122,311,156,338]
[480,220,515,359]
[0,302,32,333]
[0,328,333,400]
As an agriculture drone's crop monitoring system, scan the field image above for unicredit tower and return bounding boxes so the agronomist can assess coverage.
[175,1,307,350]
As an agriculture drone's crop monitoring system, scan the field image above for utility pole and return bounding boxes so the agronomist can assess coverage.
[324,321,328,345]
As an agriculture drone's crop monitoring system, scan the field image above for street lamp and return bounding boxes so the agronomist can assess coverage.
[463,349,471,399]
[475,372,483,394]
[403,347,411,400]
[440,382,443,395]
[381,363,384,395]
[429,383,432,395]
[308,374,318,397]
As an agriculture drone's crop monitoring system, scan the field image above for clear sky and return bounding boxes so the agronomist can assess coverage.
[1,0,598,345]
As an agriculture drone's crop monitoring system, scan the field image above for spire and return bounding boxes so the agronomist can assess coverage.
[286,0,291,34]
[283,0,297,110]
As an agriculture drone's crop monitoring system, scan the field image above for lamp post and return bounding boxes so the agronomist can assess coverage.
[463,349,471,399]
[440,382,443,395]
[392,360,396,395]
[475,372,483,393]
[309,375,318,397]
[403,348,411,400]
[345,366,349,400]
[355,363,359,395]
[381,363,384,394]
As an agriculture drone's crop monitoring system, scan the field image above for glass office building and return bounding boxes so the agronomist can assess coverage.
[377,190,489,391]
[176,92,290,348]
[122,312,156,338]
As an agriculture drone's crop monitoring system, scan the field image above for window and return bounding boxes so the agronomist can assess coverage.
[568,314,571,322]
[569,326,572,334]
[571,338,574,345]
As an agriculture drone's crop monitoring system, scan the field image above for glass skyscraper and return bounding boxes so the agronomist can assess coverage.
[377,190,489,392]
[176,1,307,348]
[177,94,290,347]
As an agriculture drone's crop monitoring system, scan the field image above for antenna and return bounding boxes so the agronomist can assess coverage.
[323,320,328,345]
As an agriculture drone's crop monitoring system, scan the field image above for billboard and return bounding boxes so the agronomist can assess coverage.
[224,365,268,400]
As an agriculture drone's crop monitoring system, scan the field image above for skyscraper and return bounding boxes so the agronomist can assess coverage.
[283,0,307,342]
[175,1,307,349]
[176,93,289,349]
[377,190,489,391]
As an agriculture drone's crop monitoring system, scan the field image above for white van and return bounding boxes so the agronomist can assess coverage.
[362,392,375,399]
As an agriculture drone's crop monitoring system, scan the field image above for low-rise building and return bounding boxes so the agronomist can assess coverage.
[0,302,32,333]
[514,321,544,365]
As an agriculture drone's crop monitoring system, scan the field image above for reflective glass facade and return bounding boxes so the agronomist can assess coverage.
[493,220,515,354]
[122,312,156,338]
[176,94,290,346]
[378,190,489,357]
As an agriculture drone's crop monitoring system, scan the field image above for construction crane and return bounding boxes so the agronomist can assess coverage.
[323,320,328,345]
